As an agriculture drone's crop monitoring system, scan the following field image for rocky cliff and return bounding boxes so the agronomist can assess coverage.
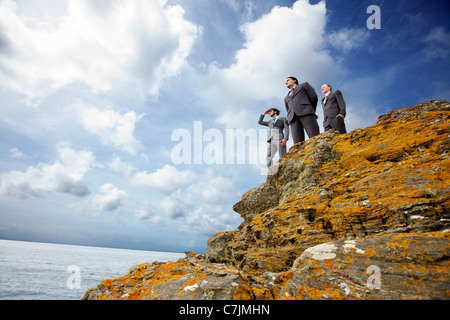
[83,100,450,300]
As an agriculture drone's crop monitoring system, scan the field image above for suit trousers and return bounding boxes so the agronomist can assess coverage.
[267,139,286,167]
[324,116,347,134]
[290,114,320,144]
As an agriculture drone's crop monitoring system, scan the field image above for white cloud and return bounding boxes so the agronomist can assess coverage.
[81,106,145,155]
[159,190,193,219]
[423,26,450,45]
[178,171,241,235]
[134,200,165,226]
[422,26,450,60]
[131,164,195,195]
[188,170,240,205]
[0,144,95,199]
[344,103,380,132]
[0,0,201,100]
[177,204,240,236]
[131,166,242,234]
[326,28,370,53]
[91,183,127,212]
[108,156,136,176]
[220,0,241,13]
[220,0,255,23]
[196,0,338,128]
[9,148,25,159]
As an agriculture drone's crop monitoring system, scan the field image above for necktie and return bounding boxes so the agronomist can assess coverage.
[273,119,276,125]
[290,90,294,97]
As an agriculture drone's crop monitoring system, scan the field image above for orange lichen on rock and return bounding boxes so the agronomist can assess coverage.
[84,100,450,300]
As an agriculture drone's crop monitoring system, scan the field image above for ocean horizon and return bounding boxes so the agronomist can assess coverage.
[0,239,185,300]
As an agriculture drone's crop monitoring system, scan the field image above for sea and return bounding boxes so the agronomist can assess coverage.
[0,239,185,300]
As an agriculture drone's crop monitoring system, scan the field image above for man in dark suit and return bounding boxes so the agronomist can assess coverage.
[321,84,347,134]
[258,108,289,167]
[284,76,320,144]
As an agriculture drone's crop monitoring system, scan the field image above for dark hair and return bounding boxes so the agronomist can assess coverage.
[270,108,280,116]
[288,76,298,85]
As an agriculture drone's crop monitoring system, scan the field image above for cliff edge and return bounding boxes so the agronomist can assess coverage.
[83,100,450,300]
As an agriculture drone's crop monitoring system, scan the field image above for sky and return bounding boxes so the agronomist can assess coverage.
[0,0,449,253]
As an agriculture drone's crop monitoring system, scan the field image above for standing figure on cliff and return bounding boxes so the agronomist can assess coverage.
[284,76,320,144]
[321,84,347,134]
[258,108,290,167]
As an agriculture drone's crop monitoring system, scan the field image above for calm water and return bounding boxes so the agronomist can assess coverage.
[0,240,184,300]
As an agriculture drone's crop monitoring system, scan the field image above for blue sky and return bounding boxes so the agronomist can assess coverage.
[0,0,449,253]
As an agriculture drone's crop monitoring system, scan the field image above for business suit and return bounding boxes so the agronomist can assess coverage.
[322,90,347,134]
[284,82,320,144]
[258,114,290,167]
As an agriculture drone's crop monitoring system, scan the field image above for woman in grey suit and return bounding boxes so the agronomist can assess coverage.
[258,108,289,167]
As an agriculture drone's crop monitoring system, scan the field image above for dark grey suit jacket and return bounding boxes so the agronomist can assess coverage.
[321,90,346,128]
[284,82,318,124]
[258,115,290,142]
